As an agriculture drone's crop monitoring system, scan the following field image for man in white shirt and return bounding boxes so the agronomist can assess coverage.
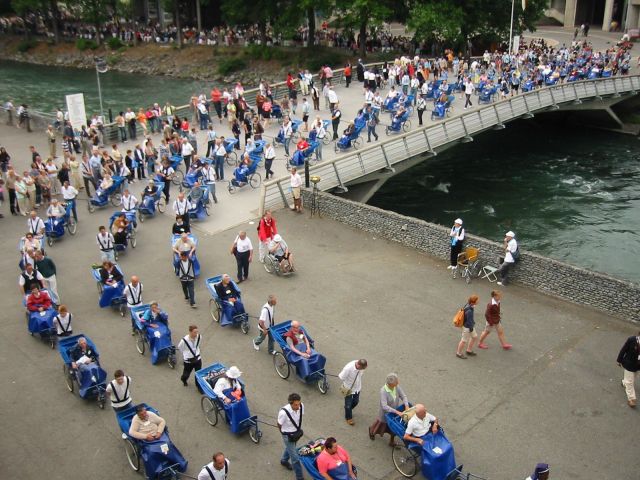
[178,325,202,389]
[253,294,277,353]
[97,225,116,262]
[497,231,518,286]
[403,404,439,445]
[213,139,226,181]
[201,162,218,203]
[281,116,293,157]
[464,77,475,109]
[27,210,46,238]
[290,167,303,213]
[125,275,143,333]
[121,189,138,213]
[338,359,368,425]
[264,142,275,179]
[327,87,339,112]
[60,180,79,221]
[105,369,133,411]
[181,139,195,171]
[278,393,304,479]
[232,230,253,283]
[198,452,230,480]
[173,191,190,227]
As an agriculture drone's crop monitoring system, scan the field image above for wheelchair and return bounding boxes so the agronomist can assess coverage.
[44,201,77,246]
[130,304,177,368]
[228,158,261,194]
[58,334,107,409]
[167,155,185,185]
[171,234,201,278]
[205,275,250,333]
[138,182,166,222]
[224,138,239,166]
[308,120,332,146]
[91,264,127,316]
[334,125,364,153]
[386,109,412,135]
[452,247,481,284]
[431,96,454,121]
[195,362,262,443]
[287,141,319,170]
[187,185,212,220]
[269,320,329,394]
[116,403,188,479]
[24,289,57,349]
[264,252,294,276]
[478,86,497,104]
[88,175,125,213]
[109,212,138,259]
[298,439,358,479]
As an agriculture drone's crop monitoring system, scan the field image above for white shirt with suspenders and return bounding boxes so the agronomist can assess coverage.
[178,334,201,362]
[197,458,229,480]
[125,282,143,308]
[28,217,45,237]
[121,194,138,212]
[97,232,115,253]
[173,198,189,216]
[177,259,195,282]
[106,376,132,409]
[54,312,73,336]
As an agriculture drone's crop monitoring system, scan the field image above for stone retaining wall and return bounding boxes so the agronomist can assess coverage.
[302,189,640,323]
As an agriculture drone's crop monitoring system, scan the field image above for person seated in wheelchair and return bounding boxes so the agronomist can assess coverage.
[232,154,252,186]
[46,198,66,231]
[436,91,448,104]
[283,321,326,378]
[111,213,130,246]
[129,404,166,442]
[403,404,440,447]
[100,260,124,286]
[214,274,246,325]
[70,336,106,388]
[96,174,114,198]
[212,365,244,405]
[141,302,169,328]
[385,86,399,101]
[188,180,206,207]
[391,106,407,129]
[172,215,191,234]
[339,122,356,145]
[296,137,310,153]
[269,234,295,272]
[22,232,43,254]
[141,179,159,210]
[26,286,52,312]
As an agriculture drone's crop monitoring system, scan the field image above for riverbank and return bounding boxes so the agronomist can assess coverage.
[0,35,368,84]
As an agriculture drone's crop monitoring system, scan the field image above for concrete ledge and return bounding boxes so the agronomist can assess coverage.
[303,189,640,323]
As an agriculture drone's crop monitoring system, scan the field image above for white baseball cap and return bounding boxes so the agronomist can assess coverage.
[273,234,282,242]
[454,218,463,225]
[506,231,515,237]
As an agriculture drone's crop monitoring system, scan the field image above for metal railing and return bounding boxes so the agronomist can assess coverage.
[259,74,640,214]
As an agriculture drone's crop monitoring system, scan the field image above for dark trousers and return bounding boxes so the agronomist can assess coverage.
[206,141,215,157]
[118,126,127,142]
[136,165,145,180]
[181,279,195,305]
[344,392,360,420]
[215,156,224,180]
[163,180,171,202]
[181,358,202,390]
[35,183,42,205]
[418,109,425,125]
[332,120,339,140]
[213,102,222,119]
[83,177,96,198]
[450,242,463,266]
[183,155,191,171]
[128,122,137,140]
[8,188,17,214]
[265,158,274,179]
[498,261,514,284]
[465,94,472,108]
[235,250,250,281]
[345,75,352,87]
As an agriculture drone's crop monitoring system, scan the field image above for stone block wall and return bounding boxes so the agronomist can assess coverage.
[303,189,640,323]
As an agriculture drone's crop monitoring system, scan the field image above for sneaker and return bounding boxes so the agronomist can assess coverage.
[478,343,489,349]
[346,419,355,426]
[497,281,503,286]
[190,304,197,309]
[466,351,477,356]
[456,353,467,359]
[501,344,513,350]
[252,339,260,351]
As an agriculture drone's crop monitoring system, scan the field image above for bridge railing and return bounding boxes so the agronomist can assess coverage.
[259,74,640,214]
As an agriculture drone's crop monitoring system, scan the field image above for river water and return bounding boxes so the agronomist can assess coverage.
[370,121,640,283]
[2,60,638,282]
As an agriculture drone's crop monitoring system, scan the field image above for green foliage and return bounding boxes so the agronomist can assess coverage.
[107,37,125,50]
[106,54,121,66]
[409,0,464,44]
[16,39,37,52]
[218,57,247,75]
[75,38,99,51]
[244,45,289,62]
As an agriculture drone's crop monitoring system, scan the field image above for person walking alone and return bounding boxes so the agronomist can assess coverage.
[448,218,464,269]
[253,294,277,353]
[464,77,474,109]
[617,330,640,408]
[178,325,203,391]
[456,295,479,359]
[231,230,253,283]
[416,95,427,126]
[478,290,512,350]
[339,359,367,425]
[278,393,305,480]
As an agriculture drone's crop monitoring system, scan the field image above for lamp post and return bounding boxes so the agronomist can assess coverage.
[94,56,108,121]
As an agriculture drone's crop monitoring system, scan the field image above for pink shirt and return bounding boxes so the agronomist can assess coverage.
[316,446,350,475]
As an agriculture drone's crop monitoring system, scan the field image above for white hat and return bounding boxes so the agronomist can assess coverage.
[226,366,242,379]
[454,218,463,225]
[506,231,515,237]
[273,234,282,242]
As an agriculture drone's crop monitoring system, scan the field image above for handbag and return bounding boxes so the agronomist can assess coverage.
[281,407,303,442]
[340,370,360,397]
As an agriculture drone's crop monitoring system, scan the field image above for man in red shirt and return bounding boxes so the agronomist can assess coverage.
[211,88,223,123]
[478,290,512,350]
[316,437,356,480]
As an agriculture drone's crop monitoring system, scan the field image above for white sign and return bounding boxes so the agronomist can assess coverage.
[65,93,87,131]
[512,35,520,54]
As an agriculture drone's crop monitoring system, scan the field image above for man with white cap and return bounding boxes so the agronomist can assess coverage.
[448,218,465,269]
[269,234,295,272]
[213,365,244,404]
[497,231,518,286]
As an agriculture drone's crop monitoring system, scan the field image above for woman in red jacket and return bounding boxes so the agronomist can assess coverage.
[257,210,277,263]
[478,290,512,350]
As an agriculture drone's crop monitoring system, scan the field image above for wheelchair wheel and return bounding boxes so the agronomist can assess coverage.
[273,351,290,379]
[465,269,472,284]
[98,396,106,409]
[97,281,104,295]
[201,396,219,426]
[403,120,411,132]
[110,193,122,207]
[172,169,184,186]
[136,330,146,355]
[249,423,262,444]
[263,256,275,274]
[392,443,419,478]
[241,318,250,334]
[226,152,238,166]
[138,211,144,223]
[353,137,361,149]
[157,197,166,213]
[63,364,74,393]
[249,173,261,189]
[130,230,137,248]
[46,235,54,247]
[209,299,220,323]
[67,218,77,235]
[204,203,210,216]
[322,135,331,146]
[167,352,176,369]
[317,376,329,394]
[124,437,140,471]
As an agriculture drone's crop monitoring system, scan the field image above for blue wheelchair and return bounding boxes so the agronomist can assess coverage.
[44,201,77,247]
[334,125,364,153]
[224,138,239,166]
[171,234,201,278]
[288,141,319,170]
[91,264,127,316]
[24,290,57,348]
[521,79,536,92]
[386,108,413,135]
[88,175,125,213]
[166,154,185,185]
[478,86,498,104]
[130,304,177,368]
[309,120,332,146]
[181,166,204,189]
[195,362,262,443]
[383,95,401,112]
[138,182,166,222]
[431,96,454,121]
[298,439,358,480]
[205,275,250,333]
[187,185,212,220]
[109,211,138,259]
[270,320,329,394]
[117,403,188,479]
[58,334,108,409]
[228,158,262,193]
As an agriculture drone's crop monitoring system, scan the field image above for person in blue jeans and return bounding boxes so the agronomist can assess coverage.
[253,294,277,353]
[278,393,304,480]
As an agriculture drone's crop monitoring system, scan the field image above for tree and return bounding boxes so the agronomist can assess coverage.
[71,0,113,45]
[220,0,277,46]
[334,0,393,58]
[11,0,42,39]
[162,0,186,47]
[408,0,464,46]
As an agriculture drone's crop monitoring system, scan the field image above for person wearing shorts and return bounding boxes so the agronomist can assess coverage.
[456,295,478,359]
[478,290,512,350]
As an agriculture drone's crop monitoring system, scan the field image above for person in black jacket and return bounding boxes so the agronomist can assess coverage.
[617,331,640,408]
[456,294,479,359]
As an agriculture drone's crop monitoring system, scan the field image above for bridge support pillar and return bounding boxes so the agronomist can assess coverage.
[604,107,625,128]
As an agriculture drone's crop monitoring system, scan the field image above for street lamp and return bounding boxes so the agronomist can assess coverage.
[94,56,108,121]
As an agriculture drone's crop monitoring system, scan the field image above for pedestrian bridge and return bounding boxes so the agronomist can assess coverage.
[259,74,640,212]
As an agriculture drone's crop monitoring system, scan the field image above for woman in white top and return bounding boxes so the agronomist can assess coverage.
[231,230,253,283]
[54,304,73,336]
[212,366,243,403]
